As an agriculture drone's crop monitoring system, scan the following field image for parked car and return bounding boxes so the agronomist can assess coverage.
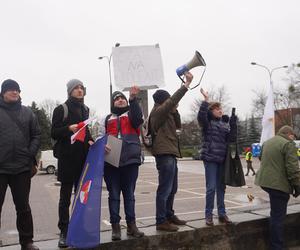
[39,150,57,174]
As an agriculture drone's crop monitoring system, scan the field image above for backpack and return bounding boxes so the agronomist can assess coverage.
[141,116,154,148]
[52,104,68,158]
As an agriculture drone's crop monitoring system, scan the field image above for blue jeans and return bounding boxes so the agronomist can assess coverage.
[262,187,290,250]
[155,155,178,225]
[204,161,226,218]
[104,164,139,224]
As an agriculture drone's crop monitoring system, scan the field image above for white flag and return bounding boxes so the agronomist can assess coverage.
[260,82,275,145]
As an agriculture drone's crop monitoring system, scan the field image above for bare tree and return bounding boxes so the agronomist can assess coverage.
[191,84,231,116]
[251,89,267,118]
[39,99,60,122]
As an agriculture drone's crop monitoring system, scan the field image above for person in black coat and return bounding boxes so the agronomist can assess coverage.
[0,79,41,250]
[51,79,93,248]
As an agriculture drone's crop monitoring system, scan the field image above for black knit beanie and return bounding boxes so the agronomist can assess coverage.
[1,79,21,95]
[153,89,170,104]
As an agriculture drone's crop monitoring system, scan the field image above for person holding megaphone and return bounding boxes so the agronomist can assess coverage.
[149,72,194,232]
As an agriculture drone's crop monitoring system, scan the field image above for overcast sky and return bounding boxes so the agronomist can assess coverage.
[1,0,299,120]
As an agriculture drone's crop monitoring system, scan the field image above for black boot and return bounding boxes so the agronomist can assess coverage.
[127,222,144,238]
[111,223,121,241]
[58,232,68,248]
[21,243,39,250]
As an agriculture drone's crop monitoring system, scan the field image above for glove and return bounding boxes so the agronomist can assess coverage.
[293,185,300,198]
[222,115,229,123]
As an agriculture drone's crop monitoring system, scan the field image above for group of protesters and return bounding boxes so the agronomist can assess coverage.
[0,72,299,250]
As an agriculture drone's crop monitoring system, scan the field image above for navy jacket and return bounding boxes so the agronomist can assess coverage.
[197,101,237,163]
[105,98,143,167]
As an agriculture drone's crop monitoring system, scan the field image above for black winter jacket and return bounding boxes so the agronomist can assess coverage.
[51,97,92,183]
[0,97,41,174]
[197,101,237,164]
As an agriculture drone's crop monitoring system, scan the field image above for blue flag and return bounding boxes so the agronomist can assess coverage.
[66,135,107,249]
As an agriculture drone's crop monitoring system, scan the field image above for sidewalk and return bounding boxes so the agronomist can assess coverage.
[1,159,300,249]
[2,203,300,250]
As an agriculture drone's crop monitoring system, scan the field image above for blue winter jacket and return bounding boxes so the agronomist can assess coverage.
[197,101,237,163]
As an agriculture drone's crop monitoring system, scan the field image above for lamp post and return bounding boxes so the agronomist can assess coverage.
[251,62,288,84]
[98,43,120,109]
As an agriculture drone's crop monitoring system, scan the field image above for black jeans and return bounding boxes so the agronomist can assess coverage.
[0,171,33,245]
[262,187,290,250]
[58,181,78,234]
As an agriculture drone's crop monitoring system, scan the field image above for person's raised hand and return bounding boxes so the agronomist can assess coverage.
[129,85,140,100]
[200,88,209,101]
[183,72,193,89]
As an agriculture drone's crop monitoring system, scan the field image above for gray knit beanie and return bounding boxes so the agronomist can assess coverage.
[66,79,85,96]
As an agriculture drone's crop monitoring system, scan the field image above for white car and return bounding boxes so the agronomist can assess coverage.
[39,150,57,174]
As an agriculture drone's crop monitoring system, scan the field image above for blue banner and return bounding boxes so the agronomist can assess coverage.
[67,135,107,249]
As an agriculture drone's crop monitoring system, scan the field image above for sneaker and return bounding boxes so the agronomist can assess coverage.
[205,217,214,226]
[168,215,186,225]
[156,221,179,232]
[218,215,233,225]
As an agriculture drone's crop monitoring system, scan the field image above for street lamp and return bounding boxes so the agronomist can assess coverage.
[98,43,120,109]
[251,62,288,83]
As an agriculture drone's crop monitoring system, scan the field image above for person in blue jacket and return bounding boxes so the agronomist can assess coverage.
[197,88,237,226]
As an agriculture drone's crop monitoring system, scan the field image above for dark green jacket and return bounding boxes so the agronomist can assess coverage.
[255,132,300,194]
[150,85,188,157]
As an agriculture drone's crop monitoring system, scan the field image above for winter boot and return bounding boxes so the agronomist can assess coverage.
[58,232,68,248]
[111,223,121,241]
[127,222,144,238]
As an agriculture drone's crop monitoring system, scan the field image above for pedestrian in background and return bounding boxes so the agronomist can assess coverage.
[245,148,255,176]
[0,79,41,250]
[51,79,93,248]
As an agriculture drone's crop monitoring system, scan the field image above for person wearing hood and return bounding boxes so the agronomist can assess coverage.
[0,79,41,250]
[149,72,193,232]
[197,88,237,226]
[255,125,300,250]
[51,79,93,248]
[103,86,144,241]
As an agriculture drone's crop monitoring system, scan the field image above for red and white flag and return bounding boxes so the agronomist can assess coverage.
[71,117,95,144]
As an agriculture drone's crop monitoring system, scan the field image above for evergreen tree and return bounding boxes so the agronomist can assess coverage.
[29,102,52,150]
[247,115,261,145]
[237,117,248,152]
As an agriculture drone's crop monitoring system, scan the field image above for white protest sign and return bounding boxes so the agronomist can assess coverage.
[112,44,165,90]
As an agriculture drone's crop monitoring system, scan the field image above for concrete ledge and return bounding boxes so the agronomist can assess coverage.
[2,209,300,249]
[97,211,300,250]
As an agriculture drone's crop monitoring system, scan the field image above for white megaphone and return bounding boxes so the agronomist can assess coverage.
[176,51,206,89]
